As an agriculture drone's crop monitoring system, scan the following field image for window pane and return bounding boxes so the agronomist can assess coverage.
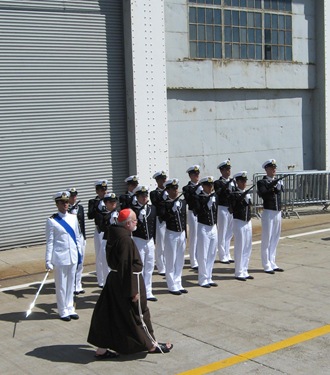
[190,42,197,57]
[206,0,213,4]
[265,45,271,59]
[214,9,221,24]
[278,46,285,60]
[232,0,239,6]
[198,8,205,23]
[265,14,271,28]
[284,0,292,11]
[198,42,206,58]
[278,15,285,29]
[240,0,247,7]
[255,0,261,8]
[247,0,255,8]
[278,0,285,11]
[225,43,232,58]
[247,12,254,27]
[224,10,231,25]
[190,24,197,40]
[272,46,278,59]
[215,26,222,41]
[255,13,262,27]
[285,46,292,60]
[248,28,255,43]
[272,14,278,28]
[225,26,232,42]
[286,15,292,29]
[240,28,247,42]
[214,0,221,4]
[240,44,247,59]
[265,29,271,43]
[272,31,278,44]
[285,31,292,44]
[189,7,197,23]
[256,44,262,59]
[206,43,214,58]
[264,0,271,9]
[248,44,255,58]
[240,11,247,26]
[206,8,213,24]
[233,11,239,26]
[206,25,213,41]
[278,30,285,44]
[232,44,239,58]
[224,0,231,5]
[215,43,222,58]
[198,25,205,40]
[233,27,239,42]
[256,29,262,43]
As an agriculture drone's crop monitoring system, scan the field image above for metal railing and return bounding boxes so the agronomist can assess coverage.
[252,171,330,218]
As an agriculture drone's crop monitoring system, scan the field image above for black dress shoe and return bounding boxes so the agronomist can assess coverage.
[201,284,211,288]
[147,297,158,302]
[219,261,230,264]
[245,276,254,280]
[209,282,218,287]
[191,266,198,270]
[70,314,79,320]
[98,285,104,289]
[274,268,284,272]
[158,273,166,276]
[264,270,275,274]
[180,289,188,294]
[73,291,79,296]
[60,316,71,322]
[169,290,182,295]
[229,260,235,263]
[79,290,85,294]
[235,277,246,281]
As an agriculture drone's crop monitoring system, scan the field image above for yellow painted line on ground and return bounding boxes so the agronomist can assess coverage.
[177,325,330,375]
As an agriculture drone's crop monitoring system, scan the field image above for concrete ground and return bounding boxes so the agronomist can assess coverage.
[1,207,330,375]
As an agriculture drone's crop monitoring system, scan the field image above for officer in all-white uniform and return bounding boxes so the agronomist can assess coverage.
[130,185,157,301]
[230,172,253,281]
[87,179,109,288]
[67,187,86,295]
[214,159,235,264]
[257,159,284,274]
[149,171,167,275]
[159,179,188,296]
[193,176,218,288]
[182,165,202,270]
[45,191,82,321]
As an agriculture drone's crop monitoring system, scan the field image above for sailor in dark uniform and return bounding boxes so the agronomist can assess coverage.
[130,185,157,301]
[193,176,218,288]
[119,175,139,209]
[150,170,167,275]
[87,179,109,288]
[159,178,187,295]
[214,159,235,264]
[229,172,253,281]
[68,187,86,295]
[182,165,202,270]
[99,192,119,242]
[257,159,284,274]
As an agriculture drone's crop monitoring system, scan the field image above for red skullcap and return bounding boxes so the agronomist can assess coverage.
[118,208,131,223]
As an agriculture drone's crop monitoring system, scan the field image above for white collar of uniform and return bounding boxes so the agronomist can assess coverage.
[57,211,68,218]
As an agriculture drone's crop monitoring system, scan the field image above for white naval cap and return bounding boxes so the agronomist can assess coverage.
[152,170,167,179]
[199,176,214,184]
[67,187,78,195]
[262,159,277,169]
[164,178,179,188]
[133,185,150,195]
[53,191,70,201]
[217,159,231,169]
[94,179,108,187]
[104,192,118,201]
[186,165,200,173]
[233,171,248,180]
[124,175,139,183]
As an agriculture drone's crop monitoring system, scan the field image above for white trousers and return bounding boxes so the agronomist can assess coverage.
[75,236,86,292]
[261,209,281,271]
[54,264,77,318]
[94,227,110,286]
[233,219,252,278]
[187,210,198,268]
[164,229,186,292]
[133,237,155,299]
[196,223,218,286]
[217,206,233,262]
[155,218,166,274]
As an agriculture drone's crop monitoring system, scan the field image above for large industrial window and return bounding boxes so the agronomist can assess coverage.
[189,0,292,61]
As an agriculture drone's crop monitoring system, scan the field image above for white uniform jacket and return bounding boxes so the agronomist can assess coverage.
[45,212,81,266]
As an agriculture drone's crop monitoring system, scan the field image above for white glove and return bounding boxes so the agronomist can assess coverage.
[98,200,106,212]
[196,185,203,194]
[132,196,137,205]
[45,261,53,270]
[207,196,216,210]
[276,180,283,190]
[110,211,119,225]
[162,191,169,200]
[138,208,146,221]
[172,200,180,212]
[245,193,251,204]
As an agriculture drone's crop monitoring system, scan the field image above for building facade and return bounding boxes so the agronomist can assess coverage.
[0,0,328,249]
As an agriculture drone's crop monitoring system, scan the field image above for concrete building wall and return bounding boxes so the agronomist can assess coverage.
[164,0,317,183]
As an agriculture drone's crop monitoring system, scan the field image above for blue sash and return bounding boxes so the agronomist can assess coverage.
[53,214,82,264]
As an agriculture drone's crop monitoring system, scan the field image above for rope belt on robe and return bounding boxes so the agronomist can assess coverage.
[111,269,163,353]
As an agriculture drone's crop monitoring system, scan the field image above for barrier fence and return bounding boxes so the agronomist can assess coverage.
[251,171,330,218]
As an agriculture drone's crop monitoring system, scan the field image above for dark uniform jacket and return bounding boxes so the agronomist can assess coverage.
[193,192,218,226]
[182,181,199,211]
[214,177,235,207]
[88,196,101,223]
[101,209,119,241]
[68,203,86,240]
[130,203,157,241]
[150,187,166,221]
[119,191,134,209]
[257,176,284,211]
[159,198,187,233]
[229,188,252,222]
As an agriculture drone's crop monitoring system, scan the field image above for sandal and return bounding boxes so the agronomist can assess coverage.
[95,349,119,359]
[149,343,173,354]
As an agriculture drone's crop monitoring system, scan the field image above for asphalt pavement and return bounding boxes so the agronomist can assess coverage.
[1,208,330,375]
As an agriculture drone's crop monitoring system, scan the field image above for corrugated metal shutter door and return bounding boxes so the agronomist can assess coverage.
[0,1,128,250]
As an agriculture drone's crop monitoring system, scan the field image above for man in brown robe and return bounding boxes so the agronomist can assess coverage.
[87,208,172,358]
